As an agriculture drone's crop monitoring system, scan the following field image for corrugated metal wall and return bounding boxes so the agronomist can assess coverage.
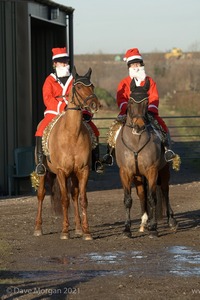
[0,0,74,196]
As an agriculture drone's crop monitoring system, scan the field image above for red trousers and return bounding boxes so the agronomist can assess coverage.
[154,114,168,133]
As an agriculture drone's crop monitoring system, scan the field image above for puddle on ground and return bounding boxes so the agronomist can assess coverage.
[18,246,200,281]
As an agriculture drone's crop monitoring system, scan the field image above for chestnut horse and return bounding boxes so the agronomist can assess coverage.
[33,67,101,240]
[115,97,177,237]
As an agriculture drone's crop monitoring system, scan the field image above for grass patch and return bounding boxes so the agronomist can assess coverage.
[94,109,118,143]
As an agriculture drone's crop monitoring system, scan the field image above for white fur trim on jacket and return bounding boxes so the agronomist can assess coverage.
[148,104,158,111]
[119,102,127,110]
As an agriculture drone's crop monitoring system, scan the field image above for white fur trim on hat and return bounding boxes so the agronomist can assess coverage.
[52,53,69,60]
[124,55,143,63]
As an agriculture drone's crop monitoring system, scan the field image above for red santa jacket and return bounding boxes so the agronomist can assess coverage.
[116,75,159,115]
[43,73,73,116]
[40,73,99,137]
[116,75,169,132]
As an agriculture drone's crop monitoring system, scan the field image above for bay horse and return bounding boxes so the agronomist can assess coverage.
[115,96,177,237]
[33,67,101,240]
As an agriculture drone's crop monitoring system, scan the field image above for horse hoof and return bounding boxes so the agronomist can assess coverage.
[169,220,178,231]
[139,226,145,233]
[75,229,83,237]
[149,231,158,239]
[123,230,132,238]
[33,229,43,236]
[170,223,178,232]
[83,234,93,240]
[60,233,70,240]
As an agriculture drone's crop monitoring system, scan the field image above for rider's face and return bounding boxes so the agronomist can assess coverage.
[54,62,69,67]
[129,62,141,68]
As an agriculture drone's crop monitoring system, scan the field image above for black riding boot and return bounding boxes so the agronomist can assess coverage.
[102,144,114,166]
[35,136,46,175]
[92,138,104,174]
[148,113,176,162]
[162,133,176,162]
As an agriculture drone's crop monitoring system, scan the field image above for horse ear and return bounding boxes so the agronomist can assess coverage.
[85,67,92,79]
[72,66,78,79]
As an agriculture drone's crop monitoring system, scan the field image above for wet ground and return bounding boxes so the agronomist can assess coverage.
[0,157,200,299]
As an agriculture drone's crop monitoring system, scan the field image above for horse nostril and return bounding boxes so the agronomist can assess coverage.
[136,125,140,133]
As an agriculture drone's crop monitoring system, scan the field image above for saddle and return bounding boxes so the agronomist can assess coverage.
[41,112,97,159]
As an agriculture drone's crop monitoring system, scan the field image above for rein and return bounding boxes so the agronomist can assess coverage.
[127,97,147,121]
[121,125,151,155]
[121,96,151,173]
[65,107,81,111]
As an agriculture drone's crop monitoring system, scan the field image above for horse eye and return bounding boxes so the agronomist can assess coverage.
[77,84,82,90]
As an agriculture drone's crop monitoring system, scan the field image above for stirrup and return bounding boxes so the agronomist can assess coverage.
[35,163,46,176]
[95,161,104,174]
[164,149,176,162]
[102,153,113,166]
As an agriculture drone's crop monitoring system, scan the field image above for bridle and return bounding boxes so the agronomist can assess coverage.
[69,81,98,111]
[126,97,149,134]
[121,96,151,169]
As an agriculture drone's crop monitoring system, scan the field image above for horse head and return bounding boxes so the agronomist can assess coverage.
[127,96,148,134]
[71,66,100,113]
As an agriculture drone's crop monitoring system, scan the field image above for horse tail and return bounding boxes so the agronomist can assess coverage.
[49,174,71,216]
[156,185,165,220]
[50,176,63,215]
[144,175,165,220]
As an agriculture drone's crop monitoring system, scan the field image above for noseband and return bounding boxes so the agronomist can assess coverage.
[121,96,151,161]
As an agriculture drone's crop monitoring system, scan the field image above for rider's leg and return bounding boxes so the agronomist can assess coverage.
[162,132,176,162]
[102,144,114,166]
[35,136,46,175]
[149,113,176,162]
[92,137,104,174]
[35,114,54,176]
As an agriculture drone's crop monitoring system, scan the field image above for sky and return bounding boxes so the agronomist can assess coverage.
[53,0,200,55]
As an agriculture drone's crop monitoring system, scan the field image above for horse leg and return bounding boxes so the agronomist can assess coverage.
[163,189,177,230]
[134,176,148,232]
[57,169,70,239]
[159,165,178,230]
[78,168,93,240]
[70,175,83,236]
[34,175,46,236]
[120,167,132,238]
[146,168,158,237]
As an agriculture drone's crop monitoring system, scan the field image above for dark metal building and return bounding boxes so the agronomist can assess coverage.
[0,0,74,196]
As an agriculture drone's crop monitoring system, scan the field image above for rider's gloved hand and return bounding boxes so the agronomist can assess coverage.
[116,114,127,123]
[147,111,155,121]
[117,103,127,122]
[148,111,155,117]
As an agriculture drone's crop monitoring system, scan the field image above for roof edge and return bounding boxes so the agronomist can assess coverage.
[33,0,74,13]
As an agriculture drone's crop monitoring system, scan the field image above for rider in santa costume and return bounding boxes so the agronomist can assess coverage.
[35,47,103,175]
[103,48,176,165]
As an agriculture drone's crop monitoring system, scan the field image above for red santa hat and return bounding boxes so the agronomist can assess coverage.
[123,48,143,65]
[52,47,69,61]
